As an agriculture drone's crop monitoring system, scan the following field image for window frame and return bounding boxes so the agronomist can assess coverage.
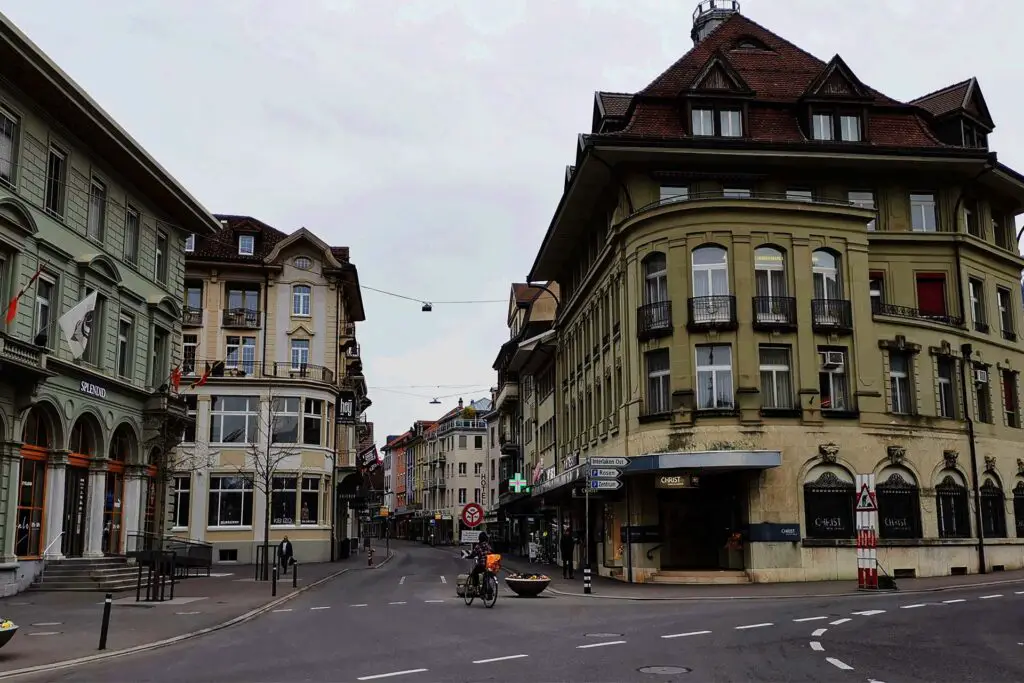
[0,105,19,187]
[997,286,1015,340]
[171,475,191,530]
[810,110,863,142]
[968,278,987,332]
[303,398,324,446]
[847,190,876,230]
[937,356,957,419]
[225,335,257,372]
[818,348,850,412]
[909,193,938,232]
[292,284,312,317]
[758,345,793,410]
[690,105,744,138]
[888,351,913,415]
[238,234,255,256]
[116,314,134,379]
[44,143,67,218]
[271,396,300,444]
[155,231,169,284]
[184,233,195,253]
[209,395,260,444]
[124,205,141,265]
[207,475,254,528]
[87,176,107,242]
[645,348,671,414]
[290,338,311,370]
[642,252,668,305]
[34,273,56,346]
[695,344,734,411]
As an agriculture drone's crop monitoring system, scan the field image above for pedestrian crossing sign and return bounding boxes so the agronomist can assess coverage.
[856,483,877,511]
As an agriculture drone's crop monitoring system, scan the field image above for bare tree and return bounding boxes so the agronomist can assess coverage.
[237,389,300,580]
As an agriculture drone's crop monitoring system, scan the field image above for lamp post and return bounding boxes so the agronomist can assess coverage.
[958,342,987,574]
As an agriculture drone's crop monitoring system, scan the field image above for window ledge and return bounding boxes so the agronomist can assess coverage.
[821,410,860,420]
[207,526,254,532]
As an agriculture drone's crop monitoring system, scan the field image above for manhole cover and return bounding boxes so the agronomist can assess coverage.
[639,666,691,675]
[585,632,623,637]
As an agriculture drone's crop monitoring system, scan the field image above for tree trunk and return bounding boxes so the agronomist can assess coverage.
[263,478,271,581]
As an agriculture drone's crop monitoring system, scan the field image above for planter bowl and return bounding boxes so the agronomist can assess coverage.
[504,577,550,597]
[0,626,18,649]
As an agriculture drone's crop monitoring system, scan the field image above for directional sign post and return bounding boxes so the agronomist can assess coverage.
[855,473,878,591]
[583,456,628,595]
[590,479,623,491]
[589,457,629,468]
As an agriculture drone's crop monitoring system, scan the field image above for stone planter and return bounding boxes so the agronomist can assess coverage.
[0,624,18,649]
[504,577,550,597]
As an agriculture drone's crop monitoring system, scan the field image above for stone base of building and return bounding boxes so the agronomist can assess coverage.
[208,539,333,565]
[0,560,43,596]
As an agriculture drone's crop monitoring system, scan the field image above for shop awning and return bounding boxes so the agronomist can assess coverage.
[626,450,782,472]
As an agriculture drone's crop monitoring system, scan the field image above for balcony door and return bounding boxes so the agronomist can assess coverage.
[812,250,843,325]
[754,247,787,322]
[692,246,730,322]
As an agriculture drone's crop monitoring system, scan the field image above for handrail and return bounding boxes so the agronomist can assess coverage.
[41,532,63,557]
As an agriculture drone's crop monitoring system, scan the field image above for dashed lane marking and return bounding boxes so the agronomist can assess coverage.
[810,641,824,652]
[30,622,62,626]
[388,601,407,605]
[175,612,201,615]
[852,610,886,616]
[793,616,828,622]
[812,628,828,637]
[357,669,429,681]
[440,575,447,584]
[272,609,293,613]
[735,623,773,630]
[473,654,528,664]
[661,630,712,639]
[943,599,966,604]
[399,576,406,585]
[900,604,926,609]
[311,606,331,610]
[979,594,1003,599]
[27,632,60,636]
[577,640,626,649]
[424,600,445,603]
[830,618,851,626]
[1014,591,1024,595]
[826,657,854,671]
[351,604,368,607]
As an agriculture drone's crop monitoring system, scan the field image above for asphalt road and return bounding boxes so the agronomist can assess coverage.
[16,542,1024,682]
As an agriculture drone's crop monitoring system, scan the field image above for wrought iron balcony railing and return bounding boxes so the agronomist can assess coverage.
[811,299,853,333]
[752,296,798,329]
[185,360,335,384]
[636,300,673,340]
[221,308,261,329]
[182,306,203,327]
[687,295,738,330]
[872,302,963,328]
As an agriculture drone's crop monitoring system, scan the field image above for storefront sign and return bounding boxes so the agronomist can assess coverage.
[655,473,700,489]
[747,523,801,542]
[620,525,661,543]
[336,390,356,424]
[80,380,107,399]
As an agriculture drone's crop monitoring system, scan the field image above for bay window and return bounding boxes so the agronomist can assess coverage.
[210,395,259,444]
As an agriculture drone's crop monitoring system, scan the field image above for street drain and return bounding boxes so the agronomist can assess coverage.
[639,666,691,675]
[585,632,623,637]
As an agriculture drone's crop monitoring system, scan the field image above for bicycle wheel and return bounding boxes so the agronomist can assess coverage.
[463,578,475,606]
[482,573,498,608]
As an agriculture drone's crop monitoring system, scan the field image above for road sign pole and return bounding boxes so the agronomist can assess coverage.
[855,473,878,590]
[584,464,591,595]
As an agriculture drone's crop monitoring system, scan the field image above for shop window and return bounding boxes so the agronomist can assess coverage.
[803,466,855,539]
[207,476,254,527]
[1013,482,1024,537]
[15,458,46,556]
[935,472,970,538]
[979,478,1007,538]
[301,477,320,525]
[876,470,921,539]
[271,476,297,525]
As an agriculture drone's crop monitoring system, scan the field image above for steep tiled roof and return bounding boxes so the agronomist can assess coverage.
[186,214,355,266]
[358,421,375,454]
[596,12,947,148]
[911,79,972,117]
[512,283,543,305]
[598,92,633,117]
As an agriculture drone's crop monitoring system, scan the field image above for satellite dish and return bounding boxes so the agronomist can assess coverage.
[429,398,441,405]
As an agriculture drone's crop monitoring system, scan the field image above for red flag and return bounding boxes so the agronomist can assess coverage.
[169,366,182,392]
[189,361,214,389]
[3,264,45,325]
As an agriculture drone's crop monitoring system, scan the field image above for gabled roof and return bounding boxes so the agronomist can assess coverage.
[688,51,753,95]
[911,77,994,129]
[188,214,288,262]
[800,55,873,101]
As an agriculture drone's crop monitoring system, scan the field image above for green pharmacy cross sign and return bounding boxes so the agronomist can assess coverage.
[509,473,530,494]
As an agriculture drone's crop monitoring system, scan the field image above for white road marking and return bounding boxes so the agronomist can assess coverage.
[388,601,407,605]
[31,622,62,626]
[868,679,888,683]
[272,609,293,613]
[979,594,1003,600]
[812,628,828,637]
[830,618,851,626]
[826,657,854,671]
[577,640,626,649]
[943,599,966,604]
[735,622,773,630]
[357,669,429,681]
[793,616,828,622]
[1014,591,1024,595]
[424,599,445,603]
[440,575,447,584]
[399,576,406,585]
[351,604,368,607]
[27,632,60,636]
[810,641,824,652]
[900,603,926,609]
[473,654,529,664]
[175,611,200,615]
[661,630,712,639]
[311,606,331,610]
[852,610,886,616]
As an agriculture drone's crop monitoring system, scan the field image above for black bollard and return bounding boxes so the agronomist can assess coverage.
[272,564,278,597]
[98,592,112,650]
[292,562,298,589]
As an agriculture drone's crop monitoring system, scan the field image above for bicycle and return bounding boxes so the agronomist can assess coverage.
[462,552,500,608]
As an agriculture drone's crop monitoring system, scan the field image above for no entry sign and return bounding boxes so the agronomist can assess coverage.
[461,502,484,528]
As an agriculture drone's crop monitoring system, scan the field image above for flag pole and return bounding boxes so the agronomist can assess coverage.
[3,260,49,325]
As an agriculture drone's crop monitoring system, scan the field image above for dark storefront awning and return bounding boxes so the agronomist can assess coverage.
[626,450,782,472]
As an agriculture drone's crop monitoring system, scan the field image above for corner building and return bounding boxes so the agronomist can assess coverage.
[528,2,1024,583]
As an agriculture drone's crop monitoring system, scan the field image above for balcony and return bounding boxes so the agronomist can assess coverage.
[182,306,203,327]
[346,342,361,359]
[222,308,261,329]
[687,295,738,331]
[495,379,519,411]
[811,299,853,334]
[430,476,447,490]
[187,360,335,384]
[872,302,964,329]
[636,301,673,340]
[341,321,356,338]
[499,433,520,457]
[752,296,797,331]
[0,332,51,377]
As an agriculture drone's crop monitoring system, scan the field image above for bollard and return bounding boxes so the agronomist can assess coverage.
[98,592,112,650]
[272,565,278,597]
[584,564,592,595]
[368,547,374,567]
[292,562,298,589]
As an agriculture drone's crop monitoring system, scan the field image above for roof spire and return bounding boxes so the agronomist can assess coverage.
[691,0,740,45]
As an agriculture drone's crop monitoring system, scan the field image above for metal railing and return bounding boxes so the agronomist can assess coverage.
[688,295,737,328]
[187,360,335,384]
[0,331,46,368]
[752,296,798,327]
[182,306,203,327]
[126,532,213,577]
[346,343,361,359]
[222,308,262,328]
[628,188,866,222]
[811,299,853,331]
[872,302,963,328]
[636,300,673,339]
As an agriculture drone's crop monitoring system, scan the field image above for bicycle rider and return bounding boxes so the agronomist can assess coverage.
[466,531,493,589]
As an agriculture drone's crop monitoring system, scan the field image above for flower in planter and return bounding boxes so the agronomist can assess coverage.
[0,620,14,630]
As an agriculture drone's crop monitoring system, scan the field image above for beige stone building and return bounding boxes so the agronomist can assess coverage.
[524,5,1024,583]
[176,215,368,563]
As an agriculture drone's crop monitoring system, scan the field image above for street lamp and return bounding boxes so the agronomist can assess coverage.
[958,342,987,574]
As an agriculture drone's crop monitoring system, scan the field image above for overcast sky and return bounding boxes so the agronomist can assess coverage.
[5,0,1021,447]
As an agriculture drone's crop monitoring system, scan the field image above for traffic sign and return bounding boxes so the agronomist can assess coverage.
[590,479,623,491]
[590,468,622,479]
[856,483,877,511]
[461,502,484,528]
[589,456,628,468]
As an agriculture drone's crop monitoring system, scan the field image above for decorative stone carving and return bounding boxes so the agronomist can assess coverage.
[943,450,959,469]
[984,455,997,473]
[886,445,906,465]
[1017,458,1024,477]
[818,442,839,463]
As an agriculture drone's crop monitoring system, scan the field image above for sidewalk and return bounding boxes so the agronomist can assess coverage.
[500,555,1024,600]
[0,553,380,675]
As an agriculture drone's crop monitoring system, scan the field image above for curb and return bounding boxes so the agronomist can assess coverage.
[0,550,396,680]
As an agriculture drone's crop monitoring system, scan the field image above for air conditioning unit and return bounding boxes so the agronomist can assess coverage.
[820,351,845,367]
[974,368,989,384]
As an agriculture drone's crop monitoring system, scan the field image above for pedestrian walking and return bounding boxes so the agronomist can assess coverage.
[560,526,576,579]
[278,535,294,575]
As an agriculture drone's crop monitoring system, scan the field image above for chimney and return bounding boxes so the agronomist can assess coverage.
[458,397,464,410]
[691,0,740,45]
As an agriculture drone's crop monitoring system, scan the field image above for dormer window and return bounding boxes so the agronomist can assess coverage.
[961,121,987,149]
[184,234,195,253]
[811,112,862,142]
[238,234,255,256]
[691,106,743,138]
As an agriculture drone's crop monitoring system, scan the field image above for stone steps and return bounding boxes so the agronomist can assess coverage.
[30,556,143,592]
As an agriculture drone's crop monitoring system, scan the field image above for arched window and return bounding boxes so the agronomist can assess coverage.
[643,252,667,305]
[980,477,1007,538]
[803,466,855,539]
[22,405,52,448]
[69,416,99,456]
[109,424,135,462]
[935,471,970,538]
[876,468,922,539]
[811,249,842,300]
[692,246,729,298]
[1013,481,1024,537]
[754,247,786,297]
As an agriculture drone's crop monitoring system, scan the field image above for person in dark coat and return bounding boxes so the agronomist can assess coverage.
[560,527,576,579]
[278,535,294,575]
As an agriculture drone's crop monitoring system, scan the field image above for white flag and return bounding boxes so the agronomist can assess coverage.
[58,291,98,360]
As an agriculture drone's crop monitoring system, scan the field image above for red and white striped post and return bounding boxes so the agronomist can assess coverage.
[855,473,878,590]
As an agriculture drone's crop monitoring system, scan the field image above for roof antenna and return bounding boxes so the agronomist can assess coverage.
[430,398,441,405]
